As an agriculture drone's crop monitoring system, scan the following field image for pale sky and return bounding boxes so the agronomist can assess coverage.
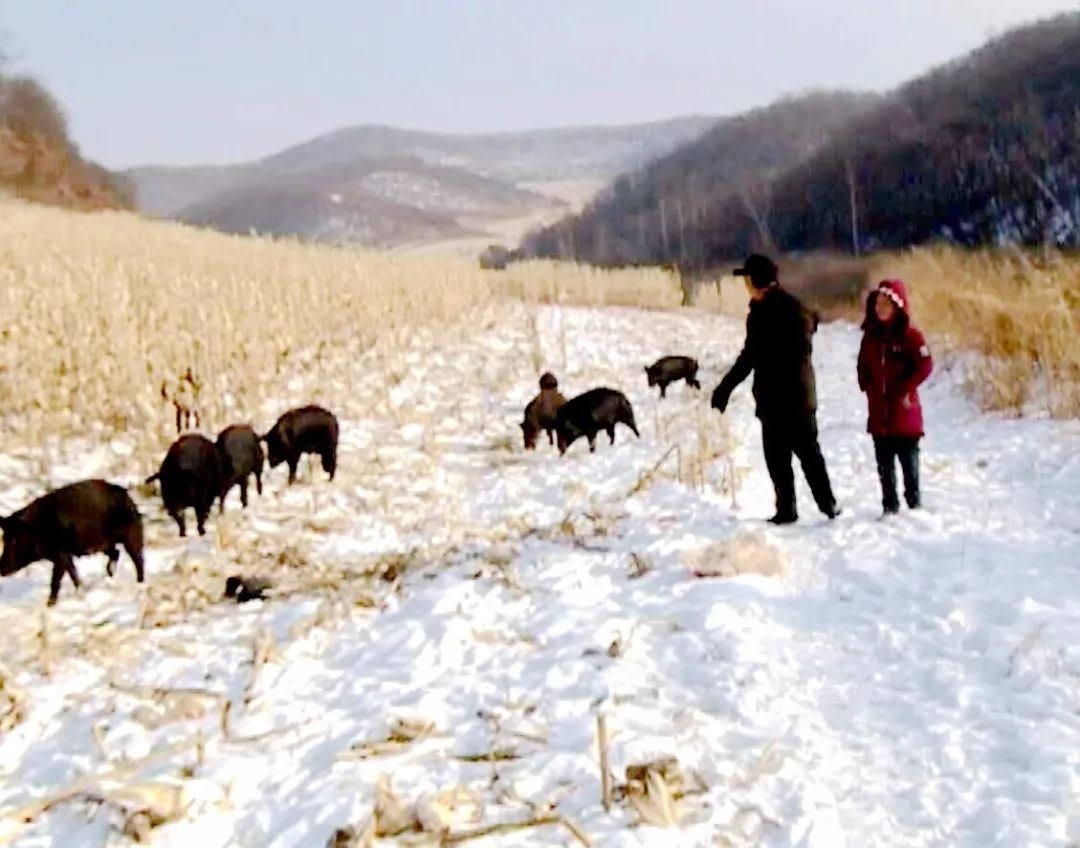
[0,0,1075,169]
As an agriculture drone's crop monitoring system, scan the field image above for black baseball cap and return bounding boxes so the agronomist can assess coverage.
[732,254,779,288]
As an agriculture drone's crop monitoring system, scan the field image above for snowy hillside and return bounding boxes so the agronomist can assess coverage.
[0,304,1078,847]
[124,117,716,251]
[248,119,718,186]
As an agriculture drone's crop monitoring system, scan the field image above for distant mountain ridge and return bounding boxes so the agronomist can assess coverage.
[251,119,721,181]
[124,116,717,248]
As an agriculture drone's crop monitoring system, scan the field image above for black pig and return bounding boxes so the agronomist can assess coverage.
[262,405,339,484]
[224,575,272,603]
[147,434,224,537]
[0,479,145,606]
[555,388,641,455]
[645,356,701,398]
[521,372,567,450]
[216,425,264,511]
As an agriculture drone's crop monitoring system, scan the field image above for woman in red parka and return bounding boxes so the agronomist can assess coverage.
[857,279,933,515]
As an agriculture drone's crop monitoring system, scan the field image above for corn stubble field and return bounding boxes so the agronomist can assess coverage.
[0,197,1078,846]
[2,199,1077,459]
[0,200,701,845]
[0,201,678,467]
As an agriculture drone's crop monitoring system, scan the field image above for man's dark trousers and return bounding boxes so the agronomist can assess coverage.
[760,414,836,518]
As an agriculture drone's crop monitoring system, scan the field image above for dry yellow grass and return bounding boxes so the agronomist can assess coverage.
[869,247,1080,416]
[0,199,680,460]
[501,258,681,310]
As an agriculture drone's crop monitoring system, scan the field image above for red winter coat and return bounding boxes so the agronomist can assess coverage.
[857,279,933,438]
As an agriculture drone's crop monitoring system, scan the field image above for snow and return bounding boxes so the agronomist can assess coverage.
[0,304,1078,846]
[359,172,493,214]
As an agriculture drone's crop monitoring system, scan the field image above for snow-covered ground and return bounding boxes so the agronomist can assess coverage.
[0,303,1078,847]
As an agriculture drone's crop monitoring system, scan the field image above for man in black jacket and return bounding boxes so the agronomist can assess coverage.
[711,254,841,524]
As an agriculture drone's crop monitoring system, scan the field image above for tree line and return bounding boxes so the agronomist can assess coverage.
[0,50,132,210]
[518,11,1080,272]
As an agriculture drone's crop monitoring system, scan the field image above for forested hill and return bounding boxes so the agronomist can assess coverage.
[519,11,1080,270]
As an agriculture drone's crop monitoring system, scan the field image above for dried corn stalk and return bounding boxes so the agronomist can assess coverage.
[0,667,26,733]
[344,716,437,759]
[619,756,707,827]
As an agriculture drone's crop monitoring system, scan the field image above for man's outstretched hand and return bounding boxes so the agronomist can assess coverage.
[710,384,729,413]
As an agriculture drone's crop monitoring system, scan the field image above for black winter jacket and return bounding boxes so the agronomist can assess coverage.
[713,285,819,420]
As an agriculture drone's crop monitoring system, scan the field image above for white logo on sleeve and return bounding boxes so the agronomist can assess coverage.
[919,345,930,357]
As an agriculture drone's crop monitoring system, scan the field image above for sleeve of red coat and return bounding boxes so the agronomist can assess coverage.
[898,328,933,397]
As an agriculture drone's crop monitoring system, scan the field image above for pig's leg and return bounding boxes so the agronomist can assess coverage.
[322,450,336,481]
[607,425,616,445]
[63,556,81,590]
[660,383,667,398]
[106,546,120,577]
[254,470,263,496]
[239,476,249,508]
[123,538,146,583]
[47,560,65,606]
[287,458,298,485]
[169,507,186,538]
[547,428,554,446]
[47,553,79,605]
[195,501,210,536]
[587,434,597,453]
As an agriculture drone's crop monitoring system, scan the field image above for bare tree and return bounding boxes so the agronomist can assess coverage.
[843,156,860,255]
[0,75,69,144]
[738,179,776,252]
[675,200,688,265]
[658,197,670,257]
